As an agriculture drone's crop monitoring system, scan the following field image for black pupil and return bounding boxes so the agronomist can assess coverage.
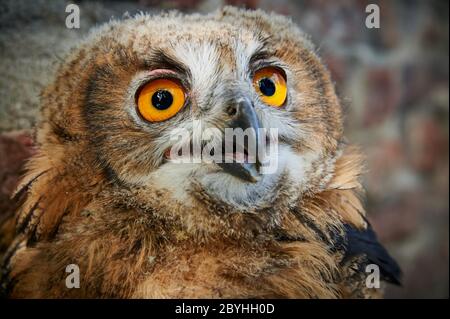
[259,78,276,96]
[151,90,173,110]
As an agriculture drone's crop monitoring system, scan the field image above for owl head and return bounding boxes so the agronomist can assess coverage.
[26,7,345,237]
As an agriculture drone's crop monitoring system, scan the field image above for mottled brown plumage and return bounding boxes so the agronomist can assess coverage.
[0,7,399,298]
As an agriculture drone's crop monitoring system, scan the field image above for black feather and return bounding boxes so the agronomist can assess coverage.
[339,222,402,285]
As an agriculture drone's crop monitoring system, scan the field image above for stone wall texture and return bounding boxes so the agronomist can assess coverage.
[0,0,448,298]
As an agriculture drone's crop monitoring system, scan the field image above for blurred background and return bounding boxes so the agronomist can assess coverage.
[0,0,448,298]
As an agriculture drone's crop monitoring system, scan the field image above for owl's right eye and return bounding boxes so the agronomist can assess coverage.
[137,78,185,122]
[252,67,287,108]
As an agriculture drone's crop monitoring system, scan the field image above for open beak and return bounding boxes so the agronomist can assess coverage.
[218,97,262,183]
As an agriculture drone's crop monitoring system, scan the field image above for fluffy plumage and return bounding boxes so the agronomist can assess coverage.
[0,7,400,298]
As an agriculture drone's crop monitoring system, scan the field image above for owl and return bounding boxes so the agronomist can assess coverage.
[0,7,400,298]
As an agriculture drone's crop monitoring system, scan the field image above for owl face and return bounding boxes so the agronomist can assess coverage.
[50,8,343,210]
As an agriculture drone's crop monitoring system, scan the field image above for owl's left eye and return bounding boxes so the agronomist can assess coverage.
[137,78,185,122]
[253,67,287,108]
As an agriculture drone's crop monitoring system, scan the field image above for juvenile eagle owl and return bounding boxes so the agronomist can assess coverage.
[0,7,400,298]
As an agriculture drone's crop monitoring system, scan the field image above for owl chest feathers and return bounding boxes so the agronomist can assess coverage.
[1,145,396,298]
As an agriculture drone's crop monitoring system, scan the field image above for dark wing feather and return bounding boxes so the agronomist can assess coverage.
[340,222,402,285]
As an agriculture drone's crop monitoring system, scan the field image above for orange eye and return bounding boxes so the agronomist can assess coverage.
[137,78,185,122]
[253,67,287,108]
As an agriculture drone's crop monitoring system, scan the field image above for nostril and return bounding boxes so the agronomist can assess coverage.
[226,105,237,117]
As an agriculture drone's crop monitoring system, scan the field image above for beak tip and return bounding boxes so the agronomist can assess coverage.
[218,162,262,183]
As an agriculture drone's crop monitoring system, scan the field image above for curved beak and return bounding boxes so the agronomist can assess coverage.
[218,97,262,183]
